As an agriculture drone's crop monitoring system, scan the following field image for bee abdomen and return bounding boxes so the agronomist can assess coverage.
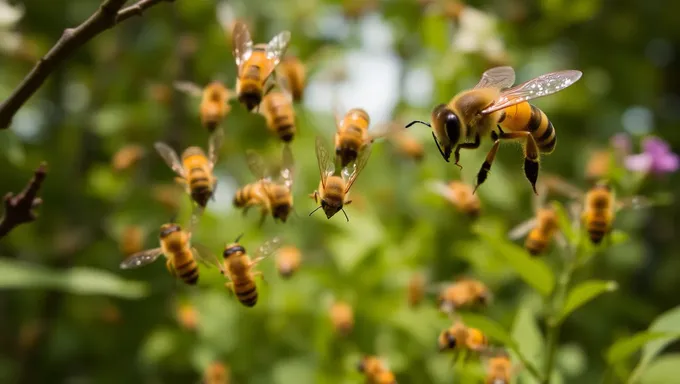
[525,236,548,256]
[175,259,199,285]
[526,104,557,154]
[235,281,258,307]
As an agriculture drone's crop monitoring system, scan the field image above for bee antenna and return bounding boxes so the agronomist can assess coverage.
[432,132,450,162]
[309,206,323,216]
[341,208,350,222]
[234,233,244,243]
[169,213,178,224]
[405,120,431,129]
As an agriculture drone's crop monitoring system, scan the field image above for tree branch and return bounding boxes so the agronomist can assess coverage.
[0,0,177,130]
[0,163,48,239]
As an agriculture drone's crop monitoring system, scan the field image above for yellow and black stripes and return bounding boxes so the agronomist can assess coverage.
[233,279,258,307]
[586,217,609,244]
[497,102,556,154]
[233,183,260,207]
[188,167,213,208]
[525,233,548,256]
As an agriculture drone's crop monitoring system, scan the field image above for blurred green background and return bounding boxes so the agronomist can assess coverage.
[1,0,680,383]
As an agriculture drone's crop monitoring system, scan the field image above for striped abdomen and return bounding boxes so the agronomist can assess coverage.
[233,276,258,307]
[187,166,214,208]
[586,213,611,244]
[171,249,199,285]
[233,182,266,208]
[497,102,556,154]
[322,177,346,206]
[263,92,296,142]
[524,228,550,256]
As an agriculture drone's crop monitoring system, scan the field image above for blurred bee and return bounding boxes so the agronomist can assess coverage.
[154,129,224,211]
[334,108,377,168]
[357,356,397,384]
[174,80,233,133]
[544,175,649,245]
[146,82,173,105]
[428,180,481,218]
[276,245,302,279]
[232,21,291,111]
[310,136,372,221]
[405,66,582,194]
[407,273,426,307]
[329,300,354,336]
[233,145,295,225]
[204,361,230,384]
[437,278,491,313]
[259,80,297,142]
[119,225,145,257]
[111,144,145,172]
[483,350,517,384]
[175,300,199,331]
[508,182,566,256]
[438,320,488,352]
[221,235,282,307]
[276,55,306,102]
[585,149,613,183]
[119,223,222,285]
[151,183,183,212]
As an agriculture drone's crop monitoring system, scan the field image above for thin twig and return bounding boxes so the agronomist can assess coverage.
[0,163,48,239]
[0,0,177,130]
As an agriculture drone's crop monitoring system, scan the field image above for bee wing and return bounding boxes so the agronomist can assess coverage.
[542,174,585,200]
[315,136,334,189]
[154,142,186,178]
[232,21,253,70]
[173,81,203,98]
[208,128,224,168]
[120,248,164,269]
[245,150,270,181]
[191,245,224,272]
[473,66,516,90]
[616,196,652,212]
[343,144,372,193]
[480,70,583,115]
[280,144,295,190]
[427,180,457,204]
[254,237,283,260]
[533,182,549,213]
[507,218,538,240]
[265,30,291,73]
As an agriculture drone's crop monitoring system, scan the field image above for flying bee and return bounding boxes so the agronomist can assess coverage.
[310,135,372,221]
[357,356,397,384]
[428,180,481,218]
[221,235,282,307]
[232,21,291,111]
[483,350,517,384]
[119,225,145,257]
[259,80,296,142]
[119,223,222,285]
[276,55,306,102]
[174,80,233,133]
[329,300,354,336]
[234,145,295,226]
[405,66,582,194]
[175,300,199,331]
[334,108,377,168]
[407,272,426,307]
[203,361,230,384]
[438,320,488,352]
[508,182,566,256]
[111,144,145,172]
[436,278,491,314]
[276,245,301,279]
[154,129,224,212]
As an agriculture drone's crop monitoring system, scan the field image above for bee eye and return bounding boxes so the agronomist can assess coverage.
[444,112,461,144]
[446,333,457,348]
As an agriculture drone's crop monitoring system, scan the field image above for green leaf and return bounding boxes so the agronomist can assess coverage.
[557,280,618,324]
[630,305,680,382]
[638,353,680,384]
[476,231,555,296]
[551,200,576,245]
[606,332,677,364]
[0,258,148,299]
[511,306,544,370]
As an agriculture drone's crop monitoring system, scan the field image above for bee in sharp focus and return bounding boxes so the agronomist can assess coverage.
[234,145,295,226]
[438,320,488,352]
[310,136,372,221]
[232,21,291,111]
[204,361,230,384]
[276,245,302,279]
[437,277,491,314]
[428,180,481,218]
[405,66,582,194]
[221,235,282,307]
[174,80,233,133]
[119,223,222,285]
[259,79,297,142]
[276,55,306,102]
[357,356,397,384]
[508,182,566,256]
[154,129,224,212]
[334,108,376,168]
[329,300,354,336]
[483,350,517,384]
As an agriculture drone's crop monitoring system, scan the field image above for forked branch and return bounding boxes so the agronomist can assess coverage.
[0,0,177,130]
[0,162,48,239]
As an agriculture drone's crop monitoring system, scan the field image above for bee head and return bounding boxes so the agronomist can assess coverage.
[238,85,262,111]
[321,199,341,219]
[432,104,461,147]
[181,146,206,160]
[279,266,294,279]
[336,147,358,168]
[272,202,292,222]
[223,244,245,259]
[159,223,181,238]
[438,330,457,351]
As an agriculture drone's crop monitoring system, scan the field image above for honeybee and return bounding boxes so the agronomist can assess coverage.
[259,80,296,142]
[175,300,199,331]
[233,145,295,226]
[154,129,224,211]
[174,80,233,133]
[508,182,566,256]
[483,350,517,384]
[357,356,397,384]
[221,235,282,307]
[428,180,481,218]
[438,320,488,352]
[405,66,582,193]
[437,278,491,314]
[585,149,613,183]
[310,136,372,221]
[276,55,306,102]
[119,225,145,257]
[204,361,230,384]
[119,223,222,285]
[334,108,377,168]
[276,245,302,279]
[329,300,354,336]
[111,144,145,172]
[232,21,291,111]
[407,273,426,307]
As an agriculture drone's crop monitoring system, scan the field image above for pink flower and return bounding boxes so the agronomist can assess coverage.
[624,136,679,175]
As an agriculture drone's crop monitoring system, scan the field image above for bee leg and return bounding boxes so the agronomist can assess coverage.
[224,281,235,296]
[308,191,319,203]
[473,136,500,194]
[492,130,541,195]
[165,259,177,278]
[453,134,481,169]
[252,271,268,286]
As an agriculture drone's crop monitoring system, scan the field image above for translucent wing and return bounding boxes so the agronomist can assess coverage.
[427,181,457,205]
[542,174,585,200]
[533,182,549,213]
[208,128,224,168]
[191,245,224,271]
[245,150,269,180]
[154,142,186,177]
[344,144,372,193]
[473,66,516,90]
[280,144,294,190]
[508,218,538,240]
[276,75,294,102]
[254,237,283,259]
[616,196,652,211]
[173,81,203,97]
[315,136,334,189]
[265,30,291,69]
[120,248,164,269]
[481,70,583,115]
[232,21,253,69]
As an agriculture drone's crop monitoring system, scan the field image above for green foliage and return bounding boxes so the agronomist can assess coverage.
[557,280,618,324]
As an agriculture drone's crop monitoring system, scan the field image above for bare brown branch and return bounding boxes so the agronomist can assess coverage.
[0,0,177,130]
[0,162,48,239]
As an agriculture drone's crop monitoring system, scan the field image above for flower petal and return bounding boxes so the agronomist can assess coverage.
[652,153,680,174]
[642,136,671,157]
[624,153,653,173]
